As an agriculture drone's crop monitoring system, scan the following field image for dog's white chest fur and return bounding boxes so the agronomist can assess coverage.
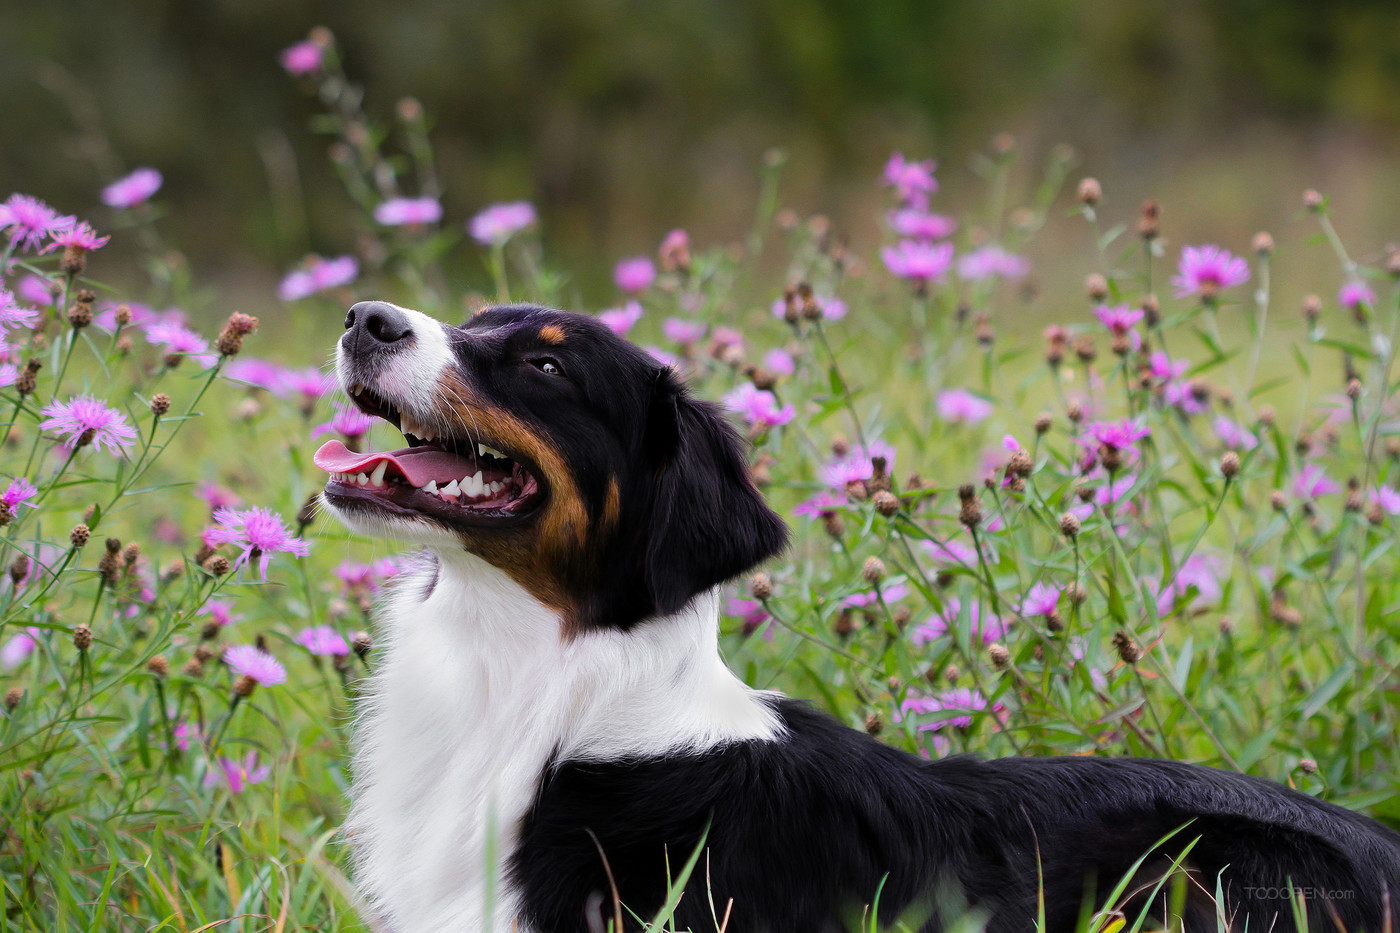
[347,551,782,932]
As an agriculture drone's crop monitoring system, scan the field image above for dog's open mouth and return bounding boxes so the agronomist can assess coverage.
[313,386,544,526]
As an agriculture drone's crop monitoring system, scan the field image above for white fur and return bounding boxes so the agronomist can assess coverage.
[343,547,784,932]
[336,303,454,429]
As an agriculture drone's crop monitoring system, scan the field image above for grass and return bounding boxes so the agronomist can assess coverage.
[1,26,1397,931]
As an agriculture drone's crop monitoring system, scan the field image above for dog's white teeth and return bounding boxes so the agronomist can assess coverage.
[441,479,460,498]
[421,479,438,494]
[478,443,506,460]
[369,461,388,487]
[355,471,369,485]
[488,480,503,495]
[459,471,481,497]
[349,383,364,396]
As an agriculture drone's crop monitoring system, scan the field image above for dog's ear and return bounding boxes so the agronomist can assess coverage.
[642,367,788,615]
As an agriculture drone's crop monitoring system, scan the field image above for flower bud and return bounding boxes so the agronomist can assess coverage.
[872,490,899,516]
[151,393,171,416]
[749,572,773,601]
[1077,177,1101,206]
[861,557,886,584]
[1251,231,1274,256]
[1220,451,1241,478]
[70,524,90,547]
[146,655,169,678]
[72,625,92,650]
[1303,189,1324,211]
[1059,512,1081,539]
[1112,631,1141,664]
[988,643,1010,669]
[1085,274,1109,302]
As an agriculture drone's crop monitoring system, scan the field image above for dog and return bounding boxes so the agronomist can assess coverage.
[316,300,1400,933]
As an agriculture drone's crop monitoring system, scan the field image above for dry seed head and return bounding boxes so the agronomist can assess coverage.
[114,305,132,326]
[201,621,222,641]
[1007,448,1033,478]
[988,643,1010,669]
[749,572,773,601]
[861,557,886,584]
[232,673,257,698]
[891,605,912,630]
[4,687,22,711]
[146,655,169,678]
[1367,502,1385,525]
[1346,378,1361,400]
[864,713,883,736]
[182,657,205,678]
[72,625,92,651]
[1112,630,1141,664]
[0,503,10,528]
[352,631,373,658]
[69,524,90,547]
[9,555,30,586]
[1271,490,1287,512]
[1345,489,1363,513]
[1066,399,1084,423]
[820,511,845,540]
[193,643,217,663]
[872,490,899,516]
[204,555,231,576]
[151,393,171,416]
[1046,610,1064,633]
[1137,200,1160,239]
[1059,512,1081,539]
[1034,412,1052,435]
[1077,177,1102,205]
[67,303,93,329]
[1220,451,1241,478]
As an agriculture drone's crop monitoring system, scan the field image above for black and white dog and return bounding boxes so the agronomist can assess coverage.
[316,301,1400,933]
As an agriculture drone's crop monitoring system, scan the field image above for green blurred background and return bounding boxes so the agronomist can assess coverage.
[5,0,1400,313]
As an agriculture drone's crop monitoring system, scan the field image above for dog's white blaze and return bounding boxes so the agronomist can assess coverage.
[335,303,453,426]
[347,549,783,932]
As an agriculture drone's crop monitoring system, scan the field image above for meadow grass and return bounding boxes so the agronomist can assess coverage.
[1,27,1397,931]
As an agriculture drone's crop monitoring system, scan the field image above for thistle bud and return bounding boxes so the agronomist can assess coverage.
[4,687,22,711]
[1006,448,1033,478]
[1258,405,1275,428]
[1085,274,1109,302]
[872,490,899,516]
[151,393,171,416]
[69,524,90,547]
[1112,631,1141,664]
[1271,490,1287,512]
[67,302,93,330]
[749,572,773,601]
[1065,582,1087,605]
[233,674,257,698]
[958,485,982,529]
[146,655,169,678]
[1302,189,1324,211]
[1346,378,1361,400]
[820,510,845,540]
[0,503,10,528]
[1137,200,1160,240]
[1076,177,1102,206]
[864,713,883,736]
[988,643,1010,669]
[1220,451,1241,478]
[16,359,41,396]
[182,657,205,678]
[1298,758,1318,774]
[1251,232,1274,256]
[1074,336,1096,364]
[114,305,132,326]
[861,557,886,584]
[1142,293,1160,328]
[72,625,92,650]
[1034,412,1052,435]
[1059,512,1081,539]
[216,312,259,356]
[204,555,231,577]
[352,631,373,659]
[9,555,30,586]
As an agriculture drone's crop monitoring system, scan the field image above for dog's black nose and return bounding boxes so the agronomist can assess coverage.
[345,301,413,345]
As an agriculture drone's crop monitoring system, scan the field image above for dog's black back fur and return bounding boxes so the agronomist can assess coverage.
[514,699,1400,932]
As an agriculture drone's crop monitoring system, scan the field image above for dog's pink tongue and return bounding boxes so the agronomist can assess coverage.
[313,440,473,488]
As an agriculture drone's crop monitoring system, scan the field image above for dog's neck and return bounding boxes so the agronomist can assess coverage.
[348,548,781,930]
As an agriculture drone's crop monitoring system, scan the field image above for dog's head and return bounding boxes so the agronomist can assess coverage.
[315,301,788,633]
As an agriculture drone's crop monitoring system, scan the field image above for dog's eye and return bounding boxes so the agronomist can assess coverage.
[531,358,562,376]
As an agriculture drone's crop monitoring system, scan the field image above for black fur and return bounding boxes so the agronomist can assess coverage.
[514,699,1400,932]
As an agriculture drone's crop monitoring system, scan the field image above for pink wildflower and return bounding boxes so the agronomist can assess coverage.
[957,245,1030,281]
[197,598,242,629]
[919,536,980,568]
[224,358,290,394]
[843,582,910,609]
[1094,303,1144,336]
[312,403,376,442]
[205,507,310,579]
[3,195,74,253]
[1213,416,1258,451]
[1293,463,1338,500]
[1370,486,1400,516]
[1171,245,1250,300]
[764,349,795,377]
[1020,582,1061,618]
[101,169,163,209]
[195,482,241,512]
[820,440,897,489]
[1338,280,1375,311]
[2,478,37,512]
[16,276,55,307]
[881,240,954,286]
[597,301,644,336]
[911,598,1005,646]
[38,396,138,455]
[204,752,272,794]
[614,257,656,293]
[223,644,287,687]
[50,222,109,253]
[900,687,1002,732]
[937,388,993,424]
[280,40,323,75]
[278,255,358,301]
[147,322,217,369]
[469,201,536,245]
[662,318,706,345]
[884,153,938,205]
[283,367,333,402]
[294,625,350,657]
[725,597,773,639]
[792,490,849,520]
[1,627,40,670]
[723,383,795,429]
[1083,418,1150,453]
[374,197,442,227]
[0,290,39,333]
[888,208,956,240]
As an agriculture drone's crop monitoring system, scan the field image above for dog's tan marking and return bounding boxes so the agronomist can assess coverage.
[602,475,621,531]
[538,324,566,345]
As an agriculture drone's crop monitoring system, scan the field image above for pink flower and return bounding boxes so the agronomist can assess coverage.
[820,440,897,489]
[1213,416,1258,451]
[769,293,847,321]
[662,318,706,344]
[1171,244,1250,300]
[1370,486,1400,516]
[280,40,323,75]
[888,209,956,240]
[881,240,954,286]
[884,152,938,205]
[723,383,795,429]
[792,490,849,520]
[645,346,679,368]
[1083,418,1150,453]
[911,598,1005,646]
[843,582,910,609]
[197,598,241,629]
[764,349,795,377]
[2,477,37,512]
[373,197,442,227]
[1293,463,1338,500]
[725,597,773,639]
[0,290,39,333]
[204,752,272,794]
[1094,303,1144,336]
[919,536,979,568]
[312,403,376,441]
[195,483,241,511]
[1,627,40,670]
[38,395,138,455]
[294,625,350,657]
[468,201,536,245]
[50,222,109,254]
[1020,582,1061,617]
[16,276,55,307]
[937,388,993,424]
[1339,280,1375,311]
[614,257,656,293]
[147,322,217,368]
[173,720,202,752]
[283,367,333,402]
[957,245,1030,281]
[3,195,74,253]
[278,255,359,301]
[205,507,310,579]
[101,169,163,209]
[224,358,290,394]
[335,558,401,594]
[900,687,1002,732]
[223,644,288,687]
[598,301,643,335]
